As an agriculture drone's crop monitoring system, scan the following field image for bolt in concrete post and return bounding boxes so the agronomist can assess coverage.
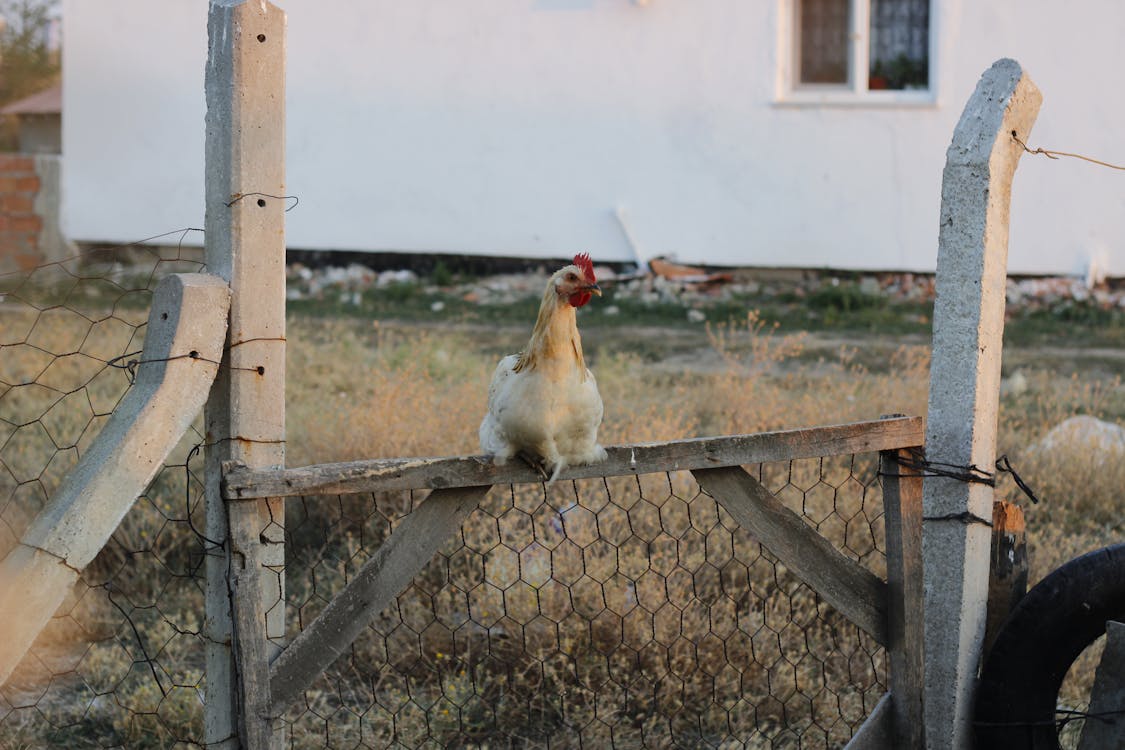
[923,58,1041,750]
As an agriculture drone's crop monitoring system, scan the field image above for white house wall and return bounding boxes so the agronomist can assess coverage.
[62,0,1125,275]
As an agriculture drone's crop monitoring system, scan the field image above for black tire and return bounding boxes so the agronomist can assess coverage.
[975,543,1125,749]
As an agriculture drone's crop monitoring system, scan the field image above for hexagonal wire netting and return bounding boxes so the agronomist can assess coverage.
[278,465,888,749]
[0,236,212,748]
[1,246,889,748]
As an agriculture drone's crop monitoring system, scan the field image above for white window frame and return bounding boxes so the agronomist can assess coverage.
[775,0,937,107]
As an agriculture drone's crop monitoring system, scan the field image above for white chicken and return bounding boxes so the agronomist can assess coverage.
[479,253,608,482]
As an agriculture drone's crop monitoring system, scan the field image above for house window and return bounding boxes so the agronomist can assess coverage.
[788,0,931,102]
[797,0,850,85]
[868,0,929,90]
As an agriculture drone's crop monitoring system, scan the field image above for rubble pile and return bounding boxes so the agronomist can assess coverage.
[287,263,413,302]
[285,259,1125,316]
[1006,276,1125,312]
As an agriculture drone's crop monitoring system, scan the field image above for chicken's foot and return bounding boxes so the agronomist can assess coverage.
[516,450,551,482]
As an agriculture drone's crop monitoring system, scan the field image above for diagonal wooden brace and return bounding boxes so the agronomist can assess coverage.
[267,485,492,717]
[692,466,888,645]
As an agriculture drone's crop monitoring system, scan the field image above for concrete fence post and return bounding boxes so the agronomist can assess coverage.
[202,1,287,748]
[923,58,1041,749]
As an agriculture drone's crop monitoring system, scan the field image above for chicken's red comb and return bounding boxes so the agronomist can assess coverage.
[573,252,596,283]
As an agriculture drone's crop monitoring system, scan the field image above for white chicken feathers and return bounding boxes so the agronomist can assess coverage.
[479,254,607,482]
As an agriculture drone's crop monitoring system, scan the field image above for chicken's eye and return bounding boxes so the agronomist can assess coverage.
[566,273,577,281]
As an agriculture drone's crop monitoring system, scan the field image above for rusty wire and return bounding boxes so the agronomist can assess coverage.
[1012,131,1125,172]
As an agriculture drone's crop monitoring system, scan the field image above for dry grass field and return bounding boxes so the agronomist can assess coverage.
[283,310,1125,585]
[2,268,1124,747]
[281,311,1125,747]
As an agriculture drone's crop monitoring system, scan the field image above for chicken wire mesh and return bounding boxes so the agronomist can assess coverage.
[278,464,888,749]
[0,239,212,748]
[1,248,892,748]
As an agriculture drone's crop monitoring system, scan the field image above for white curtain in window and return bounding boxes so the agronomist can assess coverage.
[799,0,849,84]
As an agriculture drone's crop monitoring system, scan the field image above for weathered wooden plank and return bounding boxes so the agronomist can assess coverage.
[881,447,925,749]
[268,485,492,717]
[842,692,893,750]
[1078,620,1125,750]
[227,500,274,750]
[692,466,888,645]
[225,417,924,499]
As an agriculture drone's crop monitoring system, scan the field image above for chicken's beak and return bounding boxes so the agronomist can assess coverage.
[585,283,602,296]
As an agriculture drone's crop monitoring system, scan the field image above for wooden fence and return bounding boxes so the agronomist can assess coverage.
[196,33,1043,746]
[0,2,1050,748]
[195,6,930,742]
[222,417,925,746]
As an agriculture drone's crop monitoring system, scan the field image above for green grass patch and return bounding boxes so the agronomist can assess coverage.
[1005,302,1125,347]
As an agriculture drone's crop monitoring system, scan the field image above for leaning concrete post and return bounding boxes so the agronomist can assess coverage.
[202,1,287,748]
[0,273,229,686]
[923,58,1041,749]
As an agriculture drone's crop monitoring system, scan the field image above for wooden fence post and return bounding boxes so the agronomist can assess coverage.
[880,446,925,748]
[984,500,1028,653]
[202,1,287,748]
[922,58,1040,750]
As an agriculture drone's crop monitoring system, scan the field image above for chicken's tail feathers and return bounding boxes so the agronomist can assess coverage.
[478,415,512,461]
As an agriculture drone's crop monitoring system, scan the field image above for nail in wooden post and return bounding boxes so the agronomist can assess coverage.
[922,58,1041,750]
[202,1,287,748]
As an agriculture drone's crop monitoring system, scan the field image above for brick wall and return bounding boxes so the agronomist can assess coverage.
[0,154,45,272]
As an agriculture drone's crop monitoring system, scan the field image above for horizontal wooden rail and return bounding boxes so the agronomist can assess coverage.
[223,416,924,498]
